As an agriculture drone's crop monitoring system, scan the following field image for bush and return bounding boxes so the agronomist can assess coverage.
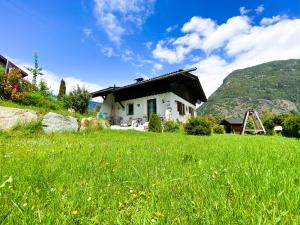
[0,65,5,99]
[20,92,62,110]
[3,68,28,101]
[64,86,91,114]
[273,114,289,126]
[264,118,275,135]
[282,114,300,138]
[38,79,51,96]
[164,120,180,132]
[148,113,162,133]
[213,125,225,134]
[184,116,212,136]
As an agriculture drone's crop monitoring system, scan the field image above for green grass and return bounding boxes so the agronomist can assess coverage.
[0,100,96,119]
[1,130,300,224]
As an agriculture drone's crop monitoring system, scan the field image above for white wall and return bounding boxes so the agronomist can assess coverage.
[99,92,196,124]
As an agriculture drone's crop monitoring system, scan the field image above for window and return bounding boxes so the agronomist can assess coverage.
[128,103,134,115]
[189,107,194,116]
[176,101,185,115]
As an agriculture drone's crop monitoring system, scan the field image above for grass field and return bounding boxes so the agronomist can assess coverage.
[1,130,300,224]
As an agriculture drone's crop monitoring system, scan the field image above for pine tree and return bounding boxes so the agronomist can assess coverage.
[57,79,66,100]
[26,52,43,85]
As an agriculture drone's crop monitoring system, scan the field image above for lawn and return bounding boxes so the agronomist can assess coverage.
[1,130,300,224]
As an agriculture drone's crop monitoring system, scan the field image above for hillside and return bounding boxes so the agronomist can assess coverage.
[198,59,300,118]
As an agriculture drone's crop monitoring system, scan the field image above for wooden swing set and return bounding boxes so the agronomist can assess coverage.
[241,110,266,135]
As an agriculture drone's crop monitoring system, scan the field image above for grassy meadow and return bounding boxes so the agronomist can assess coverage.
[1,130,300,224]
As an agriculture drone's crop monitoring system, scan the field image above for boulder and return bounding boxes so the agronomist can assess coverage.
[80,117,103,131]
[0,106,38,130]
[42,112,78,134]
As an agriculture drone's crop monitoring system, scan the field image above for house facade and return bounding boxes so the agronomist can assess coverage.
[91,68,207,125]
[0,54,28,77]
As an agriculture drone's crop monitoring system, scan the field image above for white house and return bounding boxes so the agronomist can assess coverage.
[91,68,207,125]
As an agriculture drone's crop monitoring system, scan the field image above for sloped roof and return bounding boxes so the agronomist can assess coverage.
[221,118,243,125]
[0,54,28,77]
[91,68,207,104]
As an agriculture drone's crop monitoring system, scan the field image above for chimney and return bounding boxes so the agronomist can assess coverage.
[135,77,144,82]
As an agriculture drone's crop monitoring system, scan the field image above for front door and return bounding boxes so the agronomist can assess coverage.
[147,99,157,121]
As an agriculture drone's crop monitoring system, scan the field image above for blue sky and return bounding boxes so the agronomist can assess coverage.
[1,0,300,98]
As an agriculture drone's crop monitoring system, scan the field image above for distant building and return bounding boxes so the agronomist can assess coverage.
[220,118,243,134]
[91,68,207,125]
[0,54,28,77]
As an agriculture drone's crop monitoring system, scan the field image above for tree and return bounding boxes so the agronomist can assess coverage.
[38,79,51,96]
[57,79,66,100]
[26,52,43,85]
[64,85,90,114]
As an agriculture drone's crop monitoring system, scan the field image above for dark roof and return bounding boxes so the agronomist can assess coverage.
[221,118,243,125]
[91,68,207,104]
[0,54,28,77]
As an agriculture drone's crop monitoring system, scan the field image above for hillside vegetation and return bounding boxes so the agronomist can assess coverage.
[1,130,300,224]
[198,59,300,118]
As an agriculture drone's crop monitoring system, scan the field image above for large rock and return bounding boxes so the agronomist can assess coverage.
[0,106,38,130]
[42,112,78,134]
[80,117,107,131]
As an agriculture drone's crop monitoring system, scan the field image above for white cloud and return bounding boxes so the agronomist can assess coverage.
[166,24,178,33]
[239,6,251,15]
[19,65,103,101]
[153,15,251,62]
[82,28,92,38]
[152,41,190,64]
[181,16,216,36]
[260,15,288,26]
[202,16,250,51]
[101,47,115,57]
[152,11,300,97]
[196,18,300,96]
[255,5,264,14]
[121,49,134,61]
[144,41,153,49]
[93,0,155,43]
[153,63,163,70]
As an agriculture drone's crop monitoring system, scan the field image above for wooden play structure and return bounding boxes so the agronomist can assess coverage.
[241,110,266,135]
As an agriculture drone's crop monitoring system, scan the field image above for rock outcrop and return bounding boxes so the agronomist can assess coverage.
[42,112,78,134]
[0,106,38,130]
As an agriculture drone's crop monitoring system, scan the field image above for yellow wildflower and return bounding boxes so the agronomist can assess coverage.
[71,210,79,216]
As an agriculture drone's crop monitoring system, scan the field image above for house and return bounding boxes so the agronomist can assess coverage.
[220,118,243,133]
[0,54,28,77]
[91,68,207,125]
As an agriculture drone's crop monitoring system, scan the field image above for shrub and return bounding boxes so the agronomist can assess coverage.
[64,86,91,114]
[148,113,162,133]
[38,79,51,96]
[0,65,5,99]
[263,118,275,135]
[184,116,212,136]
[3,68,28,101]
[213,125,225,134]
[164,120,180,132]
[282,114,300,138]
[273,114,289,126]
[20,92,62,110]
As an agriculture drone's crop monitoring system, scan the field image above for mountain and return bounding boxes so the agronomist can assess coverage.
[198,59,300,118]
[88,101,102,110]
